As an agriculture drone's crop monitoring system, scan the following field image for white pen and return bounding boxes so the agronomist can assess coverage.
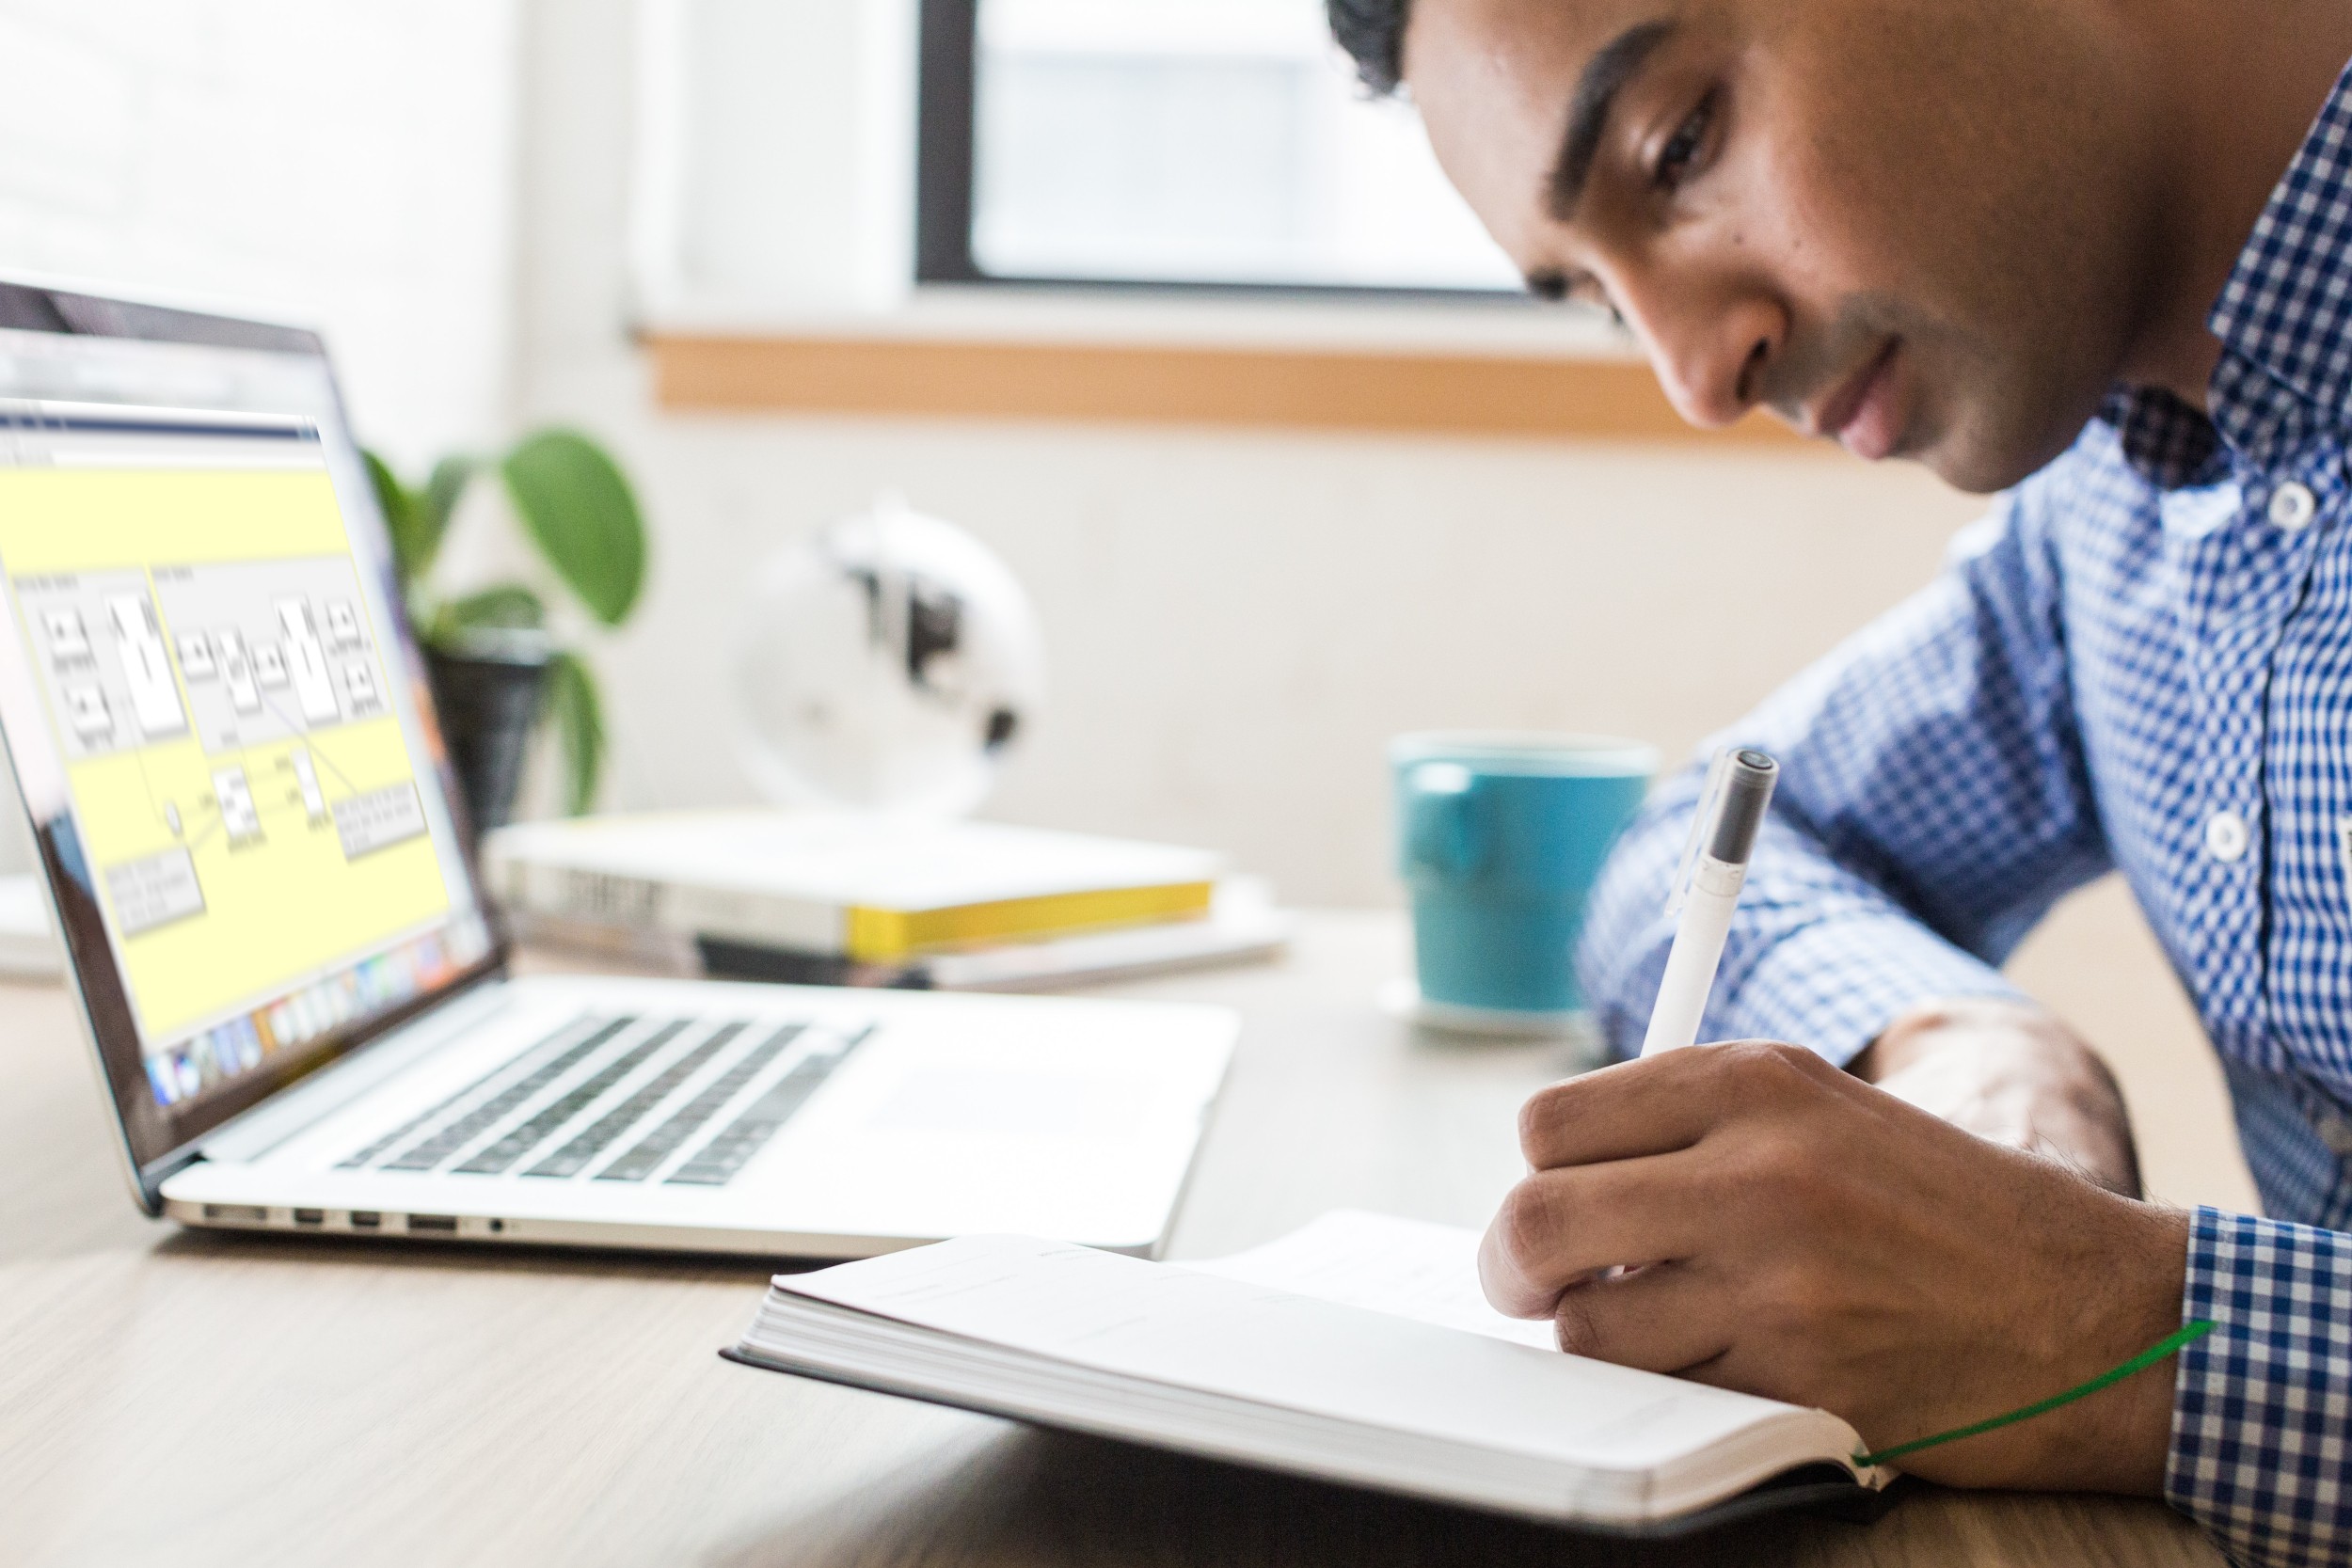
[1639,747,1779,1056]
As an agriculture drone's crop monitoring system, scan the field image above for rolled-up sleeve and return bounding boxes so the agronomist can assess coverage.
[1577,489,2113,1063]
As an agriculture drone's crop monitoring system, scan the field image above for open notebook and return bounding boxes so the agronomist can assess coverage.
[724,1211,1893,1533]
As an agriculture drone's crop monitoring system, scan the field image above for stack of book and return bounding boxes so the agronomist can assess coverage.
[482,809,1293,990]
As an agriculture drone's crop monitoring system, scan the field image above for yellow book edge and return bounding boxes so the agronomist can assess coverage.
[844,881,1216,961]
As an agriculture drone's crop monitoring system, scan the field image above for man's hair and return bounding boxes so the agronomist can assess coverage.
[1327,0,1410,96]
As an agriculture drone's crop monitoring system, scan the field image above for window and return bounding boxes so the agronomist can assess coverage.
[917,0,1521,293]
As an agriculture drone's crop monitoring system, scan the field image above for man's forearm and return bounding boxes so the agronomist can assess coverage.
[1851,997,2143,1197]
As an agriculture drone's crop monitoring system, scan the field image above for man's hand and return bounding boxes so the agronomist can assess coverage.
[1479,1041,2189,1493]
[1852,997,2143,1197]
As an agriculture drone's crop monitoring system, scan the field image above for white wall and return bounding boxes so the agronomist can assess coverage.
[569,409,1981,906]
[518,0,1987,907]
[0,0,521,470]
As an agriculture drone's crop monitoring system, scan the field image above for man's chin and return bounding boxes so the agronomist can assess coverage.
[1918,443,2038,496]
[1904,425,2054,494]
[1913,394,2105,495]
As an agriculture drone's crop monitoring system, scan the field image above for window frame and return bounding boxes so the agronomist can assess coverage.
[913,0,1523,300]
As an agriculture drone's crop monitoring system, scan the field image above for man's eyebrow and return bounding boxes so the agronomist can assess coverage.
[1545,18,1679,221]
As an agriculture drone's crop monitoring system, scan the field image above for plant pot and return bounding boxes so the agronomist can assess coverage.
[425,628,555,844]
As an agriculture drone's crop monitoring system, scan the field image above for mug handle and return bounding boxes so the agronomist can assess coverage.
[1402,762,1485,878]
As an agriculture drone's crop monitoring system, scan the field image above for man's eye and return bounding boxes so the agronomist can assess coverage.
[1529,271,1627,330]
[1652,91,1717,191]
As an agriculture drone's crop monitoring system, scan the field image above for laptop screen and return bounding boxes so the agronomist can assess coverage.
[0,286,499,1188]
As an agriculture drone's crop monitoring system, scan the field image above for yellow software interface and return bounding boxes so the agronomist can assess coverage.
[0,457,453,1042]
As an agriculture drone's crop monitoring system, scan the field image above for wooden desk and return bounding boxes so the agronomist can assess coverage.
[0,913,2221,1567]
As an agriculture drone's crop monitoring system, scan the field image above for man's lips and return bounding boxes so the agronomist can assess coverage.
[1809,340,1905,460]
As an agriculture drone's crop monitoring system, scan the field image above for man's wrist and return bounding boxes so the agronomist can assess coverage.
[1881,1173,2190,1495]
[2023,1197,2191,1495]
[1846,999,2183,1493]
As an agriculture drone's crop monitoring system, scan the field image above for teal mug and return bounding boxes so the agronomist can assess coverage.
[1391,732,1657,1021]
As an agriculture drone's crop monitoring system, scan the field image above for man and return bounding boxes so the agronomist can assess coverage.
[1325,0,2352,1560]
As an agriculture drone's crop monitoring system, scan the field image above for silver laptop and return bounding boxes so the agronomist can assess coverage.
[0,278,1235,1258]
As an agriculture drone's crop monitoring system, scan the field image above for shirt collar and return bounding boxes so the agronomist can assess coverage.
[2103,55,2352,487]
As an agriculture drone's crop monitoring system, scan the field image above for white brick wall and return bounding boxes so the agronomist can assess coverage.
[0,0,521,467]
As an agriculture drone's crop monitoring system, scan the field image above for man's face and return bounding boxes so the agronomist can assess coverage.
[1404,0,2165,492]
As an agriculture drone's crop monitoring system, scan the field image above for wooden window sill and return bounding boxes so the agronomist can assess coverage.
[644,328,1812,447]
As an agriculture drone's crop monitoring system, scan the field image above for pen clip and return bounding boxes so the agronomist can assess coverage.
[1665,748,1733,918]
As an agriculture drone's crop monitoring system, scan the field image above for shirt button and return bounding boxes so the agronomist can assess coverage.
[2268,481,2316,530]
[2205,809,2250,863]
[2316,1108,2352,1159]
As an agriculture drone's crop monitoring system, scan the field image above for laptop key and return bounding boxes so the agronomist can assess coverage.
[359,1015,636,1172]
[666,1027,871,1187]
[522,1021,749,1179]
[596,1021,806,1182]
[453,1020,691,1176]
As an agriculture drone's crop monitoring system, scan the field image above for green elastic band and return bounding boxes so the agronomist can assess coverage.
[1852,1318,2216,1469]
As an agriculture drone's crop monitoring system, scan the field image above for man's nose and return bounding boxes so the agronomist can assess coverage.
[1625,285,1785,431]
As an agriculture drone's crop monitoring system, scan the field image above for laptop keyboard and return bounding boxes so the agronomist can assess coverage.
[376,1017,643,1173]
[335,1015,635,1171]
[337,1012,870,1187]
[526,1021,749,1180]
[595,1022,803,1182]
[453,1020,696,1176]
[667,1033,864,1186]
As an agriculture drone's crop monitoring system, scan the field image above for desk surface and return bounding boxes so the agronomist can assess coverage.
[0,913,2221,1568]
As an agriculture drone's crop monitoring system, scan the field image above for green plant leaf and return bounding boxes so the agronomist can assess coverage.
[501,429,646,627]
[362,449,428,588]
[419,454,480,575]
[438,584,548,632]
[544,649,606,815]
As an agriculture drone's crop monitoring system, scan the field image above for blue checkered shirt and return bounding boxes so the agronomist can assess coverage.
[1580,62,2352,1567]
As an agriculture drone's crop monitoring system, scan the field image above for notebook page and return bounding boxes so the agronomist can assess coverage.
[774,1233,1805,1475]
[1183,1211,1556,1350]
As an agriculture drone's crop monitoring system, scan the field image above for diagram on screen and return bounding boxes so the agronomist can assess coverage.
[24,557,391,762]
[0,457,459,1049]
[15,553,431,946]
[24,573,192,758]
[150,556,390,753]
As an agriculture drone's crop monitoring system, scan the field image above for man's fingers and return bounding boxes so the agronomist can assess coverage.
[1548,1260,1735,1375]
[1518,1038,1846,1170]
[1478,1154,1713,1318]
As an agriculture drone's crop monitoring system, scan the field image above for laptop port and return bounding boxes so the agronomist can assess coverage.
[347,1211,382,1229]
[406,1213,459,1234]
[293,1208,326,1227]
[201,1203,268,1224]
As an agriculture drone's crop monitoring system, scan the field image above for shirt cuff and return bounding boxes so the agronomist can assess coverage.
[2168,1207,2352,1567]
[1698,909,2028,1067]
